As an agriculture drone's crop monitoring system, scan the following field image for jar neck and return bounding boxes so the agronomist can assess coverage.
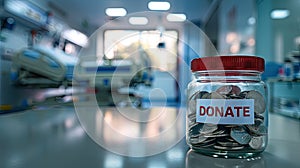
[193,70,262,82]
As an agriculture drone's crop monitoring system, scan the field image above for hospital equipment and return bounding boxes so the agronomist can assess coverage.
[11,45,78,87]
[75,46,153,106]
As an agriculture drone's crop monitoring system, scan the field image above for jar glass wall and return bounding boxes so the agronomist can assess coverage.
[186,56,268,158]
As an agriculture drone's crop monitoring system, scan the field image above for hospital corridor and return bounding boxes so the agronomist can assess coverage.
[1,0,300,168]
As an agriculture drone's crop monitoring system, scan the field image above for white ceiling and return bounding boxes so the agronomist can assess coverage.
[37,0,215,35]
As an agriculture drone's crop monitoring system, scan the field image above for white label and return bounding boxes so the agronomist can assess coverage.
[196,99,254,124]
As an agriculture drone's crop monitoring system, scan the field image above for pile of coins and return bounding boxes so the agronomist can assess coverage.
[188,85,267,151]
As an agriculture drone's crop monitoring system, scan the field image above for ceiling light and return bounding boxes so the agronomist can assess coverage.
[248,17,256,25]
[270,9,290,19]
[105,8,127,17]
[294,36,300,45]
[129,17,149,25]
[167,13,186,22]
[148,1,170,11]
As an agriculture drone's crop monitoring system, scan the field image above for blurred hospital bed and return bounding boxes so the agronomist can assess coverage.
[11,45,78,87]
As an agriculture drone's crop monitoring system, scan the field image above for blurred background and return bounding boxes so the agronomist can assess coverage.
[1,0,300,167]
[1,0,300,115]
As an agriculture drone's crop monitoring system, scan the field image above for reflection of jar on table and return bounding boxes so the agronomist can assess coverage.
[186,149,265,168]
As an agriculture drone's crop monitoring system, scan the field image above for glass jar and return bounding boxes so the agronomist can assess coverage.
[186,56,268,158]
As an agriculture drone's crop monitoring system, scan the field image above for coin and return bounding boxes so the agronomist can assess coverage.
[189,123,203,134]
[249,136,264,149]
[188,117,196,124]
[194,141,216,148]
[255,113,265,120]
[189,122,198,128]
[247,125,268,136]
[198,135,209,143]
[230,126,252,145]
[214,145,244,150]
[200,124,218,134]
[230,146,245,150]
[193,137,216,147]
[211,129,226,135]
[250,118,263,127]
[204,133,229,138]
[258,125,268,135]
[239,91,249,98]
[190,134,200,138]
[190,137,201,144]
[216,85,232,95]
[188,91,199,114]
[245,90,266,113]
[228,95,244,99]
[189,91,210,113]
[217,85,241,96]
[188,100,196,114]
[194,143,215,148]
[188,113,196,118]
[213,145,228,150]
[201,137,216,144]
[224,125,236,128]
[226,137,236,142]
[188,112,196,121]
[199,91,209,98]
[231,85,241,95]
[254,118,264,126]
[189,91,200,100]
[201,92,211,99]
[210,92,225,99]
[217,141,241,147]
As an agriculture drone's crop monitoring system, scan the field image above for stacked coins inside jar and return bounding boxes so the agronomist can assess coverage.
[187,56,268,158]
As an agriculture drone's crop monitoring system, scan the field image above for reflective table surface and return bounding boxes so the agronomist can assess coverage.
[0,105,299,168]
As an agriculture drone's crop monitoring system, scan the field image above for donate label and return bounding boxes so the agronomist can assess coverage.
[196,99,254,124]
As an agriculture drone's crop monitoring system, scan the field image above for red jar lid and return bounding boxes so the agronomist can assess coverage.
[191,56,265,72]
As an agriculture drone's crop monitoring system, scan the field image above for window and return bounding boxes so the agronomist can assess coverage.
[104,30,178,74]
